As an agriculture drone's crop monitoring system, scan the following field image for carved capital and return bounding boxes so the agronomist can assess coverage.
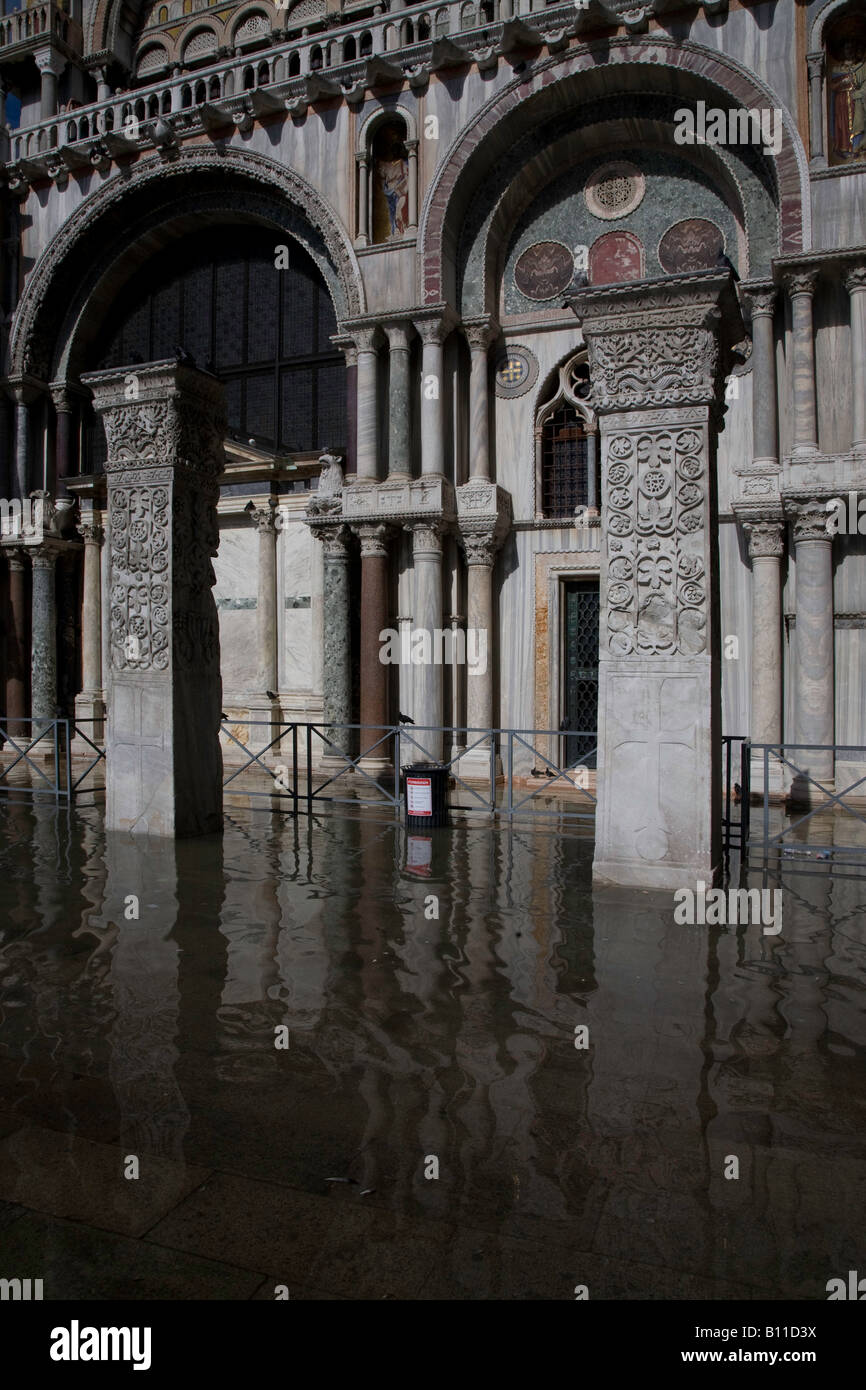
[313,522,352,559]
[462,316,498,353]
[744,287,776,319]
[34,49,67,77]
[414,309,457,346]
[249,501,277,533]
[5,547,25,572]
[355,522,392,558]
[352,326,380,355]
[76,521,104,546]
[586,325,719,409]
[806,51,824,81]
[744,520,784,559]
[410,521,443,553]
[787,499,832,544]
[784,270,819,299]
[384,322,412,353]
[30,546,59,571]
[844,264,866,296]
[460,529,499,567]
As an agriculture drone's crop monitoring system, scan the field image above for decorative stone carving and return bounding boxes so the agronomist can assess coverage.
[514,241,575,301]
[355,522,391,559]
[307,451,344,516]
[82,361,226,837]
[460,531,499,567]
[745,286,777,319]
[788,498,832,544]
[658,219,725,274]
[584,161,645,221]
[493,345,539,399]
[602,425,709,656]
[844,264,866,294]
[744,520,785,559]
[784,269,820,298]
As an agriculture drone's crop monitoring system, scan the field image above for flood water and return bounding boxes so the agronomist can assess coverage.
[0,800,864,1300]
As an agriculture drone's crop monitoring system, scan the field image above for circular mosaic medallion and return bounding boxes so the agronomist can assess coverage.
[658,218,725,273]
[514,240,575,301]
[494,345,539,399]
[584,161,645,221]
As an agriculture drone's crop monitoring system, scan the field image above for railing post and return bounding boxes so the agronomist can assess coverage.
[741,738,751,860]
[306,723,312,816]
[763,744,770,866]
[506,732,513,818]
[292,724,298,813]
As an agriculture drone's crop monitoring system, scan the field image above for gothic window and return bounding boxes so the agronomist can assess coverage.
[81,229,346,472]
[826,8,866,165]
[158,5,168,19]
[535,355,598,520]
[541,407,589,518]
[370,117,409,243]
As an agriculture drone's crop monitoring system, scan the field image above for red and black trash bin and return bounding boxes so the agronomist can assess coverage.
[403,762,449,830]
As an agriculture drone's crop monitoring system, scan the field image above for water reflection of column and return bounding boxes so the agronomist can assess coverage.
[105,837,189,1165]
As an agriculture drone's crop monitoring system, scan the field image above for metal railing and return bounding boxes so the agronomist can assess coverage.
[218,719,598,822]
[0,717,105,801]
[749,742,866,874]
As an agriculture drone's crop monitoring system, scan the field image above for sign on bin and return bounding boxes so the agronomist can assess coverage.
[406,775,433,817]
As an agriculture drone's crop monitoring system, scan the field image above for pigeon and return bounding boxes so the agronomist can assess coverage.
[716,251,740,282]
[733,782,742,803]
[265,690,278,701]
[397,711,414,725]
[221,713,228,721]
[174,344,195,366]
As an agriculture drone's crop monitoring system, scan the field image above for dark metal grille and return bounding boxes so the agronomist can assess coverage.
[562,580,599,767]
[541,406,588,518]
[82,228,345,468]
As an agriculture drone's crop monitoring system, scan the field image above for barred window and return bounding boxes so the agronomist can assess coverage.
[541,406,588,518]
[81,227,345,471]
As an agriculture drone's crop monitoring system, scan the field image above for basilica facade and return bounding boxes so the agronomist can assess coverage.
[0,0,864,883]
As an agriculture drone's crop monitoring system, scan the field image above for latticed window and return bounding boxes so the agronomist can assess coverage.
[541,406,588,518]
[82,228,345,471]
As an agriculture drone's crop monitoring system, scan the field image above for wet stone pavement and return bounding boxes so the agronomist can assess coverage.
[0,801,864,1300]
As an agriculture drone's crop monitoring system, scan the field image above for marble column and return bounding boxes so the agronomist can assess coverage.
[82,362,226,837]
[411,521,444,761]
[463,318,496,482]
[12,391,30,500]
[356,522,391,763]
[313,522,352,757]
[458,530,497,778]
[356,153,369,246]
[95,67,112,103]
[50,384,74,498]
[30,545,57,726]
[568,272,742,889]
[845,265,866,452]
[406,139,418,235]
[74,517,105,743]
[5,547,27,736]
[416,318,449,478]
[807,52,825,165]
[385,324,412,478]
[249,498,279,709]
[35,50,65,122]
[743,517,785,789]
[785,270,819,457]
[790,500,835,791]
[355,328,379,481]
[745,286,778,467]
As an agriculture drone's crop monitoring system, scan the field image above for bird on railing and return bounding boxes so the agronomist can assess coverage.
[733,782,742,803]
[266,690,278,701]
[397,711,414,725]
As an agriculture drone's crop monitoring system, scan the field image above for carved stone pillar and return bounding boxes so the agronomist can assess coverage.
[356,522,392,763]
[568,272,743,889]
[73,516,105,744]
[4,547,28,736]
[248,498,279,710]
[356,153,369,247]
[35,50,65,121]
[784,271,819,457]
[463,317,497,482]
[50,383,75,499]
[30,544,58,726]
[742,516,785,791]
[788,500,835,792]
[405,139,418,235]
[457,531,497,779]
[355,327,379,480]
[385,324,412,478]
[415,313,453,479]
[744,286,778,468]
[411,521,444,760]
[312,522,353,757]
[82,362,226,837]
[845,265,866,452]
[807,52,825,165]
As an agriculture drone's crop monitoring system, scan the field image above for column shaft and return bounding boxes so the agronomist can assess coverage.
[6,550,27,735]
[793,506,834,786]
[319,525,353,755]
[31,549,57,725]
[386,325,411,477]
[412,523,443,759]
[420,336,444,477]
[252,504,278,695]
[357,525,390,747]
[80,526,103,694]
[807,54,824,163]
[356,337,379,480]
[786,273,819,456]
[747,289,778,466]
[466,561,493,730]
[15,399,29,500]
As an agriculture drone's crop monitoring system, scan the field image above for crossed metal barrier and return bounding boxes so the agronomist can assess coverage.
[0,718,105,801]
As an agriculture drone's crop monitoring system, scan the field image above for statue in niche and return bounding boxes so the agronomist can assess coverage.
[828,24,866,163]
[372,122,409,243]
